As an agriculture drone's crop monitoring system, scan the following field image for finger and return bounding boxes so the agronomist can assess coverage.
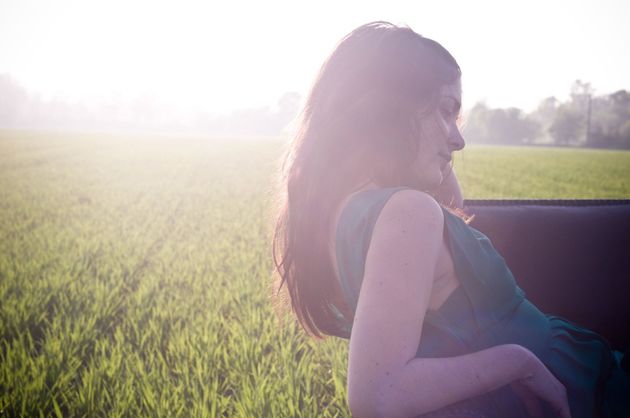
[551,406,571,418]
[548,400,571,418]
[554,386,571,418]
[523,397,544,418]
[511,383,544,418]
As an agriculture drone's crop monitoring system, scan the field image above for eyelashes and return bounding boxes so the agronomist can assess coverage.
[440,107,460,122]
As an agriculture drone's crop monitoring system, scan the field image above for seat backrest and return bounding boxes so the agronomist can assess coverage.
[463,199,630,351]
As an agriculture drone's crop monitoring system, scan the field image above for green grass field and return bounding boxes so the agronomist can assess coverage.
[1,130,629,417]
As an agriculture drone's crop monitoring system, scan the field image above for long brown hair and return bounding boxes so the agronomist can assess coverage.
[272,21,461,338]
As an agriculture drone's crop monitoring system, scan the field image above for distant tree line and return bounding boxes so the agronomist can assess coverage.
[0,74,301,137]
[463,80,630,149]
[1,74,629,148]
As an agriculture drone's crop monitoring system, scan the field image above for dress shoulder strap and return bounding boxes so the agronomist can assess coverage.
[334,186,409,313]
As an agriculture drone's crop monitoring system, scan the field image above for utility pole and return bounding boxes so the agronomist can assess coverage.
[586,93,592,146]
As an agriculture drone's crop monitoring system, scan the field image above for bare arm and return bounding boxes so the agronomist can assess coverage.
[347,190,569,418]
[377,344,534,417]
[427,166,464,209]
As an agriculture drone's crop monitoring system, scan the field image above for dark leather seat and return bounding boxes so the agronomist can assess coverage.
[464,199,630,351]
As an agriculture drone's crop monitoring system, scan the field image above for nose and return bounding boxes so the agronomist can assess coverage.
[448,125,465,151]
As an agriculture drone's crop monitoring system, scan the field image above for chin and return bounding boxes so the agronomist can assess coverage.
[413,175,443,193]
[406,167,443,191]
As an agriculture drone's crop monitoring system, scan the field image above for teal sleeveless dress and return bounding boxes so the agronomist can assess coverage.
[332,187,629,418]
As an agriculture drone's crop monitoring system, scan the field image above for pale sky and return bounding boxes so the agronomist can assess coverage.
[1,0,628,113]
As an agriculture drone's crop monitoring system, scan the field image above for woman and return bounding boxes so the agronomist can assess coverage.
[272,21,628,418]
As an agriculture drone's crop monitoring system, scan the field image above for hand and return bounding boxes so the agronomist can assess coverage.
[510,354,572,418]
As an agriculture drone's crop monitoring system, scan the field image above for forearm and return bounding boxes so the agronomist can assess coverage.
[429,167,464,209]
[375,344,534,418]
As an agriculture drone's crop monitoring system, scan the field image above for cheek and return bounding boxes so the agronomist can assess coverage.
[410,153,444,188]
[417,142,443,166]
[436,118,449,137]
[423,120,448,150]
[427,113,449,138]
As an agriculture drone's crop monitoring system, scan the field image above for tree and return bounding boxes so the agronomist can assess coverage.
[462,103,540,145]
[529,96,559,143]
[548,80,595,146]
[618,120,630,149]
[588,89,630,149]
[0,74,29,127]
[461,102,489,144]
[549,105,583,145]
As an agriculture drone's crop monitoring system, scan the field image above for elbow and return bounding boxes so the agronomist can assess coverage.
[348,394,386,418]
[348,380,398,418]
[348,385,370,418]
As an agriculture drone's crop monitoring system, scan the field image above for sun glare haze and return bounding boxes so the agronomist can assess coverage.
[2,1,630,417]
[0,0,628,131]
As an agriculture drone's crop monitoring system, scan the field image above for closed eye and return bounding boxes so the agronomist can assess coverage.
[440,106,457,121]
[441,96,461,122]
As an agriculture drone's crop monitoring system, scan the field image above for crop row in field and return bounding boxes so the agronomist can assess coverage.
[1,130,628,417]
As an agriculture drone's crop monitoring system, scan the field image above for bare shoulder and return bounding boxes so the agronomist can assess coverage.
[374,188,445,236]
[365,188,445,283]
[359,187,446,319]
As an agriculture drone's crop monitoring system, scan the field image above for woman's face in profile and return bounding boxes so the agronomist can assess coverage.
[410,79,465,191]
